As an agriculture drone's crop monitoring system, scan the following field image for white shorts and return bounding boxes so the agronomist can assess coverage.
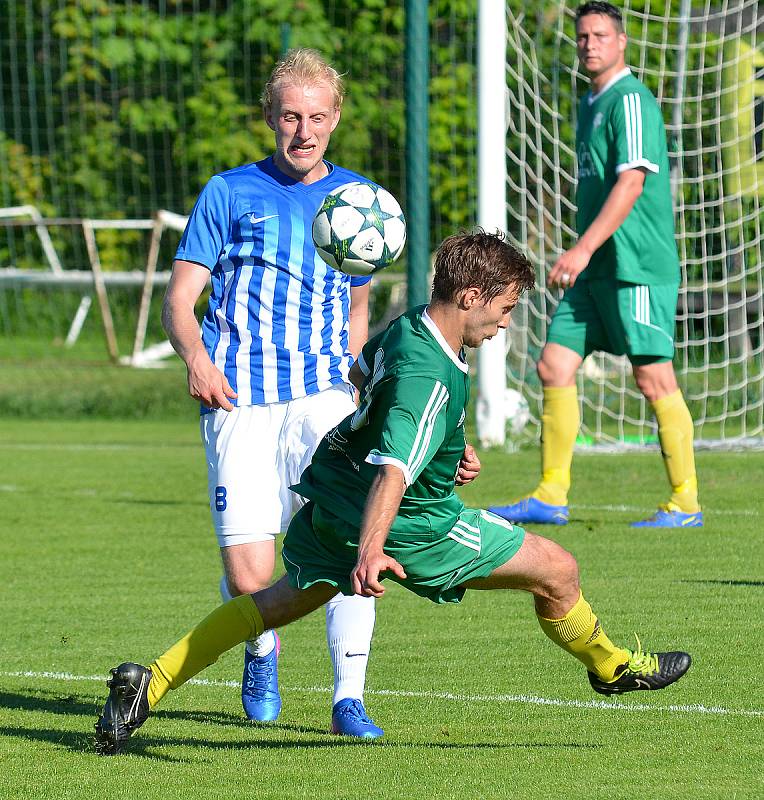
[201,384,356,548]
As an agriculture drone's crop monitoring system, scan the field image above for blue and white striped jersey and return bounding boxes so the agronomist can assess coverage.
[176,157,373,407]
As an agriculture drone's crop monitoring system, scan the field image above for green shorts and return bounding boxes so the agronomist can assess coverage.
[282,502,526,604]
[547,277,678,360]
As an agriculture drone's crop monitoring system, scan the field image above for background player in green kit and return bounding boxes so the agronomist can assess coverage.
[490,1,702,529]
[94,230,691,755]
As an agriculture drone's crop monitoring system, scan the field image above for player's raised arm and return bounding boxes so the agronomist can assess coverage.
[351,464,408,598]
[162,260,237,411]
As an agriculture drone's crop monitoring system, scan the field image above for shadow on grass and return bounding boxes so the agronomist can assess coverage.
[110,497,208,508]
[0,723,603,760]
[0,687,327,734]
[679,579,764,587]
[0,688,603,758]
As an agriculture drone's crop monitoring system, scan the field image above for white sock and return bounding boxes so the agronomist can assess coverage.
[219,574,276,657]
[325,592,376,705]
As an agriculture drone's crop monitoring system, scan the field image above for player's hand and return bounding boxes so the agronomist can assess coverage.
[351,551,407,598]
[186,354,238,411]
[455,443,481,485]
[548,243,592,289]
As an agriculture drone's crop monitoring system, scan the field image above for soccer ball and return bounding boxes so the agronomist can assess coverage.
[312,182,406,276]
[504,388,530,435]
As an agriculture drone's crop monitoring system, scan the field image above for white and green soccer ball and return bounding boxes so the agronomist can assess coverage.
[312,182,406,276]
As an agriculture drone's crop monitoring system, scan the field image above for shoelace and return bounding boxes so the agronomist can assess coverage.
[245,656,275,694]
[626,634,659,676]
[339,699,372,722]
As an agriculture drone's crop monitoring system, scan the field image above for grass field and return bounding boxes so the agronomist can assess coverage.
[0,418,762,799]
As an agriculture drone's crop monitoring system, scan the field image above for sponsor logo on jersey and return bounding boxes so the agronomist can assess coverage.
[248,213,278,225]
[327,426,360,472]
[577,143,597,179]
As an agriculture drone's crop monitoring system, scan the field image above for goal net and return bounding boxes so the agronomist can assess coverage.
[504,0,763,449]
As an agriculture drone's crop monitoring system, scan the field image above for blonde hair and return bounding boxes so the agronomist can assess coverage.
[261,49,345,112]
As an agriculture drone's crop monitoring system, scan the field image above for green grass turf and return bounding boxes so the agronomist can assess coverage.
[0,419,762,799]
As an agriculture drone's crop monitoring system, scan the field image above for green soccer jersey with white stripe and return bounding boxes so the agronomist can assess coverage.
[575,68,680,284]
[292,305,469,537]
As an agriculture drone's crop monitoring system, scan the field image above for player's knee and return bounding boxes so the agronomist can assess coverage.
[632,370,656,401]
[225,573,271,597]
[537,352,576,387]
[558,548,579,590]
[632,362,678,403]
[537,538,579,601]
[536,356,554,385]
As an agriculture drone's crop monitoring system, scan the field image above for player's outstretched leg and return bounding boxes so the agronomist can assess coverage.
[538,593,691,695]
[464,529,691,695]
[93,580,335,755]
[588,637,691,694]
[94,662,152,755]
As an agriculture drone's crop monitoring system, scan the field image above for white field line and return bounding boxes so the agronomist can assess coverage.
[2,670,761,720]
[575,503,760,517]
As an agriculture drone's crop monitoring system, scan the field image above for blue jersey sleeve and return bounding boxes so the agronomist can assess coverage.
[175,175,232,270]
[350,275,372,287]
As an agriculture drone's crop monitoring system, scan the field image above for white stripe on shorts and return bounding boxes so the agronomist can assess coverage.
[633,285,651,326]
[447,531,481,553]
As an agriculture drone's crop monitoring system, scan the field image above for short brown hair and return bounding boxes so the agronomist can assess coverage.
[431,229,536,304]
[575,2,624,34]
[261,49,345,113]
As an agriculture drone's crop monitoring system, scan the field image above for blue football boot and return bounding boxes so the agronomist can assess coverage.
[330,698,384,739]
[488,496,569,525]
[631,505,703,528]
[242,633,281,721]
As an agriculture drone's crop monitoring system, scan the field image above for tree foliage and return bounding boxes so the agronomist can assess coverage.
[0,0,477,269]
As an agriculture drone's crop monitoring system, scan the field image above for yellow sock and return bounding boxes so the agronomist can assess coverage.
[652,390,700,513]
[147,595,264,708]
[537,593,629,681]
[532,385,579,506]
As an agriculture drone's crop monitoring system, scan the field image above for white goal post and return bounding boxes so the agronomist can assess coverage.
[479,0,764,449]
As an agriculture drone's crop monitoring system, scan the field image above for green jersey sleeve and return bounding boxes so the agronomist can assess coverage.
[356,331,384,378]
[609,89,662,175]
[366,375,450,486]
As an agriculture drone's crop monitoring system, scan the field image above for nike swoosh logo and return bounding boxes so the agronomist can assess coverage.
[248,213,278,224]
[344,652,368,658]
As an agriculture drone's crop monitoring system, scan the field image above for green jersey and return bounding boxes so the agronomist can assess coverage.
[575,69,680,284]
[293,305,469,538]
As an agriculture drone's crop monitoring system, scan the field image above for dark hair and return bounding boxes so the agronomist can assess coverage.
[575,2,624,33]
[431,229,535,304]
